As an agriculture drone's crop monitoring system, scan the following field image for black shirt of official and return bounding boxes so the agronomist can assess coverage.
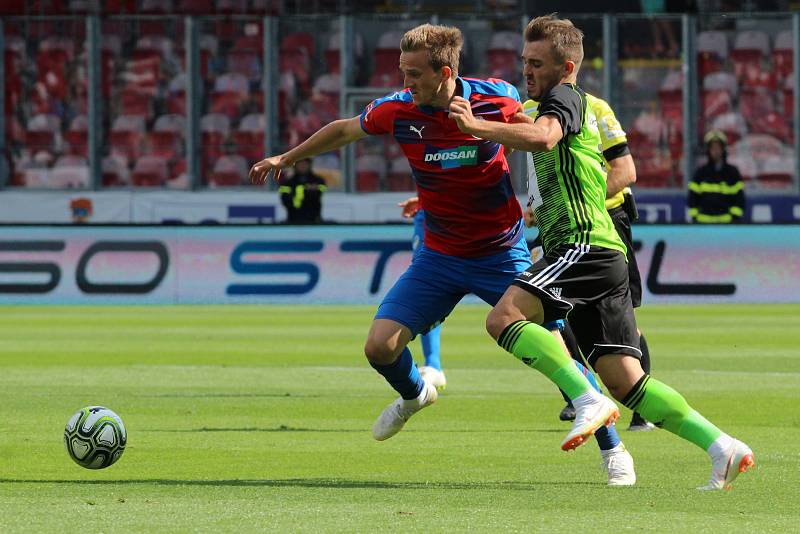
[688,161,745,224]
[279,171,327,224]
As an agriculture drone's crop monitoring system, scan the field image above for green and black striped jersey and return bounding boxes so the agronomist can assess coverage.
[523,83,626,256]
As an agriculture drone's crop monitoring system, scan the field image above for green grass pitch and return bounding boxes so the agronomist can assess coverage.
[0,304,798,532]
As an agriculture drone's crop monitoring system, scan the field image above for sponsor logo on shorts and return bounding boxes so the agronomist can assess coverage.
[548,286,563,299]
[423,145,478,169]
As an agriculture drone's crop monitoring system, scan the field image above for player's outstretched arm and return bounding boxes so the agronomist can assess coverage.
[605,154,636,198]
[449,97,563,152]
[249,116,367,184]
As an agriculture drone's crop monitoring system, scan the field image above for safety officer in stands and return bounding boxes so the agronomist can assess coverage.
[279,158,327,224]
[688,130,745,224]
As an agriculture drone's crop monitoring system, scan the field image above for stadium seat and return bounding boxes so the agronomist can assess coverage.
[50,165,90,188]
[209,154,248,187]
[287,108,322,148]
[210,72,249,119]
[739,88,777,129]
[486,31,523,83]
[110,115,146,160]
[232,113,265,162]
[54,155,87,168]
[311,73,340,120]
[131,155,169,187]
[711,111,748,145]
[372,30,404,78]
[757,154,794,188]
[727,155,757,183]
[166,74,187,115]
[64,130,88,157]
[702,71,738,97]
[119,88,155,119]
[36,47,69,100]
[281,32,315,61]
[626,129,656,159]
[355,154,384,192]
[147,114,185,159]
[730,134,786,177]
[697,30,728,78]
[24,114,61,153]
[226,49,262,82]
[701,89,733,121]
[773,30,793,82]
[386,156,414,191]
[730,30,769,80]
[102,155,129,187]
[201,113,230,166]
[324,31,364,75]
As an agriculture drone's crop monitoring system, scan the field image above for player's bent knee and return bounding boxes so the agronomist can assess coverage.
[485,307,510,340]
[594,354,645,400]
[363,337,398,365]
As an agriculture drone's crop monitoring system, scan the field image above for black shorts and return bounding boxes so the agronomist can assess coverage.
[512,244,641,367]
[609,205,643,308]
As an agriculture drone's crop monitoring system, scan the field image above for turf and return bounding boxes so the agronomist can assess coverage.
[0,304,798,532]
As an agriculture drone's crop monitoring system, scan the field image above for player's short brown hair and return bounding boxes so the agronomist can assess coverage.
[400,24,462,75]
[524,14,584,70]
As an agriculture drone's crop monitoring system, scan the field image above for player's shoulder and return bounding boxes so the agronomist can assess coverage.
[463,77,520,101]
[586,93,613,118]
[367,89,414,112]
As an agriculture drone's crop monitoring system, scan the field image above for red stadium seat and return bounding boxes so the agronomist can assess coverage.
[386,157,414,191]
[700,89,732,121]
[757,155,794,188]
[281,32,315,61]
[119,89,155,119]
[208,155,248,187]
[355,154,384,192]
[64,130,88,157]
[131,155,168,187]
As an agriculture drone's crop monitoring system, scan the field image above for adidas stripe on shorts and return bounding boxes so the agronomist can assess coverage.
[511,243,641,368]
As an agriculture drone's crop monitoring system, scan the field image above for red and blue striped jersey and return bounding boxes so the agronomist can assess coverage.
[360,77,524,258]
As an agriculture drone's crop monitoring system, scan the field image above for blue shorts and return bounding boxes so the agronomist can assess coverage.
[412,209,425,256]
[375,234,532,336]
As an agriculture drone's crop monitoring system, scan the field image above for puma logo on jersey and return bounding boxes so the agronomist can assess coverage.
[410,125,426,138]
[548,286,563,299]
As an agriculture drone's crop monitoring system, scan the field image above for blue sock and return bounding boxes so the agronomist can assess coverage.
[574,360,621,451]
[421,324,442,370]
[370,347,425,400]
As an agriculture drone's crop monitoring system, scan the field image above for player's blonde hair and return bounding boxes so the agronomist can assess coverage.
[524,14,584,71]
[400,24,462,75]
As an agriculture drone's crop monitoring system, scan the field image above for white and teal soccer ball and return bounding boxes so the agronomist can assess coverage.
[64,406,127,469]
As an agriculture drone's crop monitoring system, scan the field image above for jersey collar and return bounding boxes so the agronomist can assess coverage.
[417,77,470,114]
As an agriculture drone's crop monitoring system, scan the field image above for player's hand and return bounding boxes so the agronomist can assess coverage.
[398,196,420,218]
[249,155,291,185]
[523,206,537,228]
[448,96,479,134]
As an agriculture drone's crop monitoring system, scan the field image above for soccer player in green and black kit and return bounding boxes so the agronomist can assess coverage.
[448,14,754,490]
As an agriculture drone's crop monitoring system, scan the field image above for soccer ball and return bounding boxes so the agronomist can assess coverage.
[64,406,127,469]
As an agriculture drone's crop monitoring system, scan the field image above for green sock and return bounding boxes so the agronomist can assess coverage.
[623,375,722,451]
[497,320,591,399]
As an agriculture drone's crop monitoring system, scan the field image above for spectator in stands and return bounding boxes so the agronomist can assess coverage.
[688,130,745,223]
[279,158,327,224]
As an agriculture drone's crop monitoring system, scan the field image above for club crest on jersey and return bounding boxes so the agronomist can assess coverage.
[424,145,478,169]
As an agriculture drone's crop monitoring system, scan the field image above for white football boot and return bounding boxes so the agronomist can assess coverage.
[372,380,438,441]
[601,443,636,486]
[561,392,620,451]
[418,366,447,389]
[698,437,755,490]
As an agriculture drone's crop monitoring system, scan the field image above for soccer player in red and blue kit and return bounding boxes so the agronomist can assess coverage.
[250,24,632,483]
